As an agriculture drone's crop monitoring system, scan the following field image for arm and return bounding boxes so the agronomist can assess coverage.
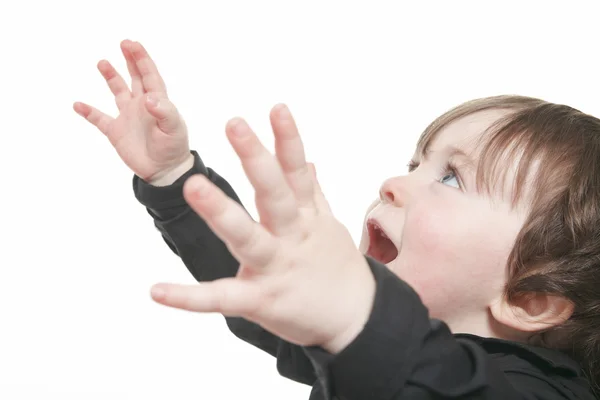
[302,257,589,400]
[135,107,589,399]
[76,41,318,389]
[133,150,317,385]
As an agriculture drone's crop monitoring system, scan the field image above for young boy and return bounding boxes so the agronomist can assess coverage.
[74,40,600,399]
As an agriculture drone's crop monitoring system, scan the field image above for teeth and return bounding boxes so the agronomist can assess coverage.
[373,224,389,239]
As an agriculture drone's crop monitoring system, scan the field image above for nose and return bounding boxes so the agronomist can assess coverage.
[379,176,410,207]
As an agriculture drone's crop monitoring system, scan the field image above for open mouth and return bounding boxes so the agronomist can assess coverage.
[366,220,399,264]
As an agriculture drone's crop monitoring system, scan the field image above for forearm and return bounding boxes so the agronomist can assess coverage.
[133,151,240,281]
[133,151,317,384]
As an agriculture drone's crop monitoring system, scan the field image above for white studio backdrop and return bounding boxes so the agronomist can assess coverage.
[1,1,600,399]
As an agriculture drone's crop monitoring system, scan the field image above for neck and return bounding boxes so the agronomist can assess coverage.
[446,310,529,343]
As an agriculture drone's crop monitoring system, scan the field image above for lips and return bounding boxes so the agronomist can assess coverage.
[366,219,399,264]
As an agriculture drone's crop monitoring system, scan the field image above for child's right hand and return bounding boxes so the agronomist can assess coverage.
[74,40,192,186]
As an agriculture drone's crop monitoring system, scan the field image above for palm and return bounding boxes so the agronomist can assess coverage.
[150,108,374,352]
[74,40,189,181]
[107,95,170,178]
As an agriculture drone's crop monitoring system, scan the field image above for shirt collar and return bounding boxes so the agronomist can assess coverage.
[454,333,582,376]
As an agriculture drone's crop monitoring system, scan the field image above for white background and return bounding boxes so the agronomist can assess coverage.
[1,1,600,399]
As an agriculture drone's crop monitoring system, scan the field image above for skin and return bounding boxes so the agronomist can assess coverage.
[75,40,375,353]
[76,40,574,353]
[358,110,528,339]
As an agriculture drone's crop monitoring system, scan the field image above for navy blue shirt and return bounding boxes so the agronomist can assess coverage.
[133,151,596,399]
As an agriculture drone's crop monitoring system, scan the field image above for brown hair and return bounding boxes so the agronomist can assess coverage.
[417,95,600,393]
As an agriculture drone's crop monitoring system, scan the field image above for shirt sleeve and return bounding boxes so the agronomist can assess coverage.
[302,256,576,400]
[132,151,317,386]
[133,151,241,282]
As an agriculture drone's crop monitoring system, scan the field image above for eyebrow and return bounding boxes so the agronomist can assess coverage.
[421,146,477,168]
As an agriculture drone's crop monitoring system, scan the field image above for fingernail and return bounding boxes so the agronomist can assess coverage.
[276,104,290,117]
[229,117,246,136]
[146,95,159,108]
[151,286,165,300]
[130,42,142,59]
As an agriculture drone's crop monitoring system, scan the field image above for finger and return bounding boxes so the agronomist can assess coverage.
[73,102,113,136]
[183,174,280,267]
[270,104,314,209]
[151,279,264,317]
[225,118,300,235]
[120,40,144,95]
[129,41,168,94]
[308,163,332,214]
[144,94,182,134]
[97,60,131,110]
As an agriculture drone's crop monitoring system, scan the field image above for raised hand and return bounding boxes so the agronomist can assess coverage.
[73,40,192,185]
[150,105,376,354]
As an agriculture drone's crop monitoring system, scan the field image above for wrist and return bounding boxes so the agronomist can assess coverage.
[148,153,195,187]
[322,261,376,354]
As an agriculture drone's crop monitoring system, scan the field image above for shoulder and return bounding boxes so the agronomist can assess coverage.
[455,334,596,399]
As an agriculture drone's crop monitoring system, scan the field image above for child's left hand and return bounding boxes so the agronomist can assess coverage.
[150,104,376,354]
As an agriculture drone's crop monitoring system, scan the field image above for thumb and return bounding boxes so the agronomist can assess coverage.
[150,278,264,317]
[145,94,182,134]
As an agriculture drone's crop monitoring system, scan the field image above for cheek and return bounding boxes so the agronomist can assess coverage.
[403,201,512,268]
[401,205,456,257]
[394,202,512,314]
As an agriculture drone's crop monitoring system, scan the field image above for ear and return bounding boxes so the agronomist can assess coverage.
[490,292,574,333]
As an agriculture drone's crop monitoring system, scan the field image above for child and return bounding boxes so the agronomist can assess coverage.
[74,40,599,399]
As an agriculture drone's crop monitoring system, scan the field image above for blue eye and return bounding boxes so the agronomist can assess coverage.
[440,170,460,188]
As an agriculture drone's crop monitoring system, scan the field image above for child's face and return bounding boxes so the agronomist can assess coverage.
[359,110,528,334]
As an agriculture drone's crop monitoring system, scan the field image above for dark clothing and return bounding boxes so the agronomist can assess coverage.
[133,150,596,399]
